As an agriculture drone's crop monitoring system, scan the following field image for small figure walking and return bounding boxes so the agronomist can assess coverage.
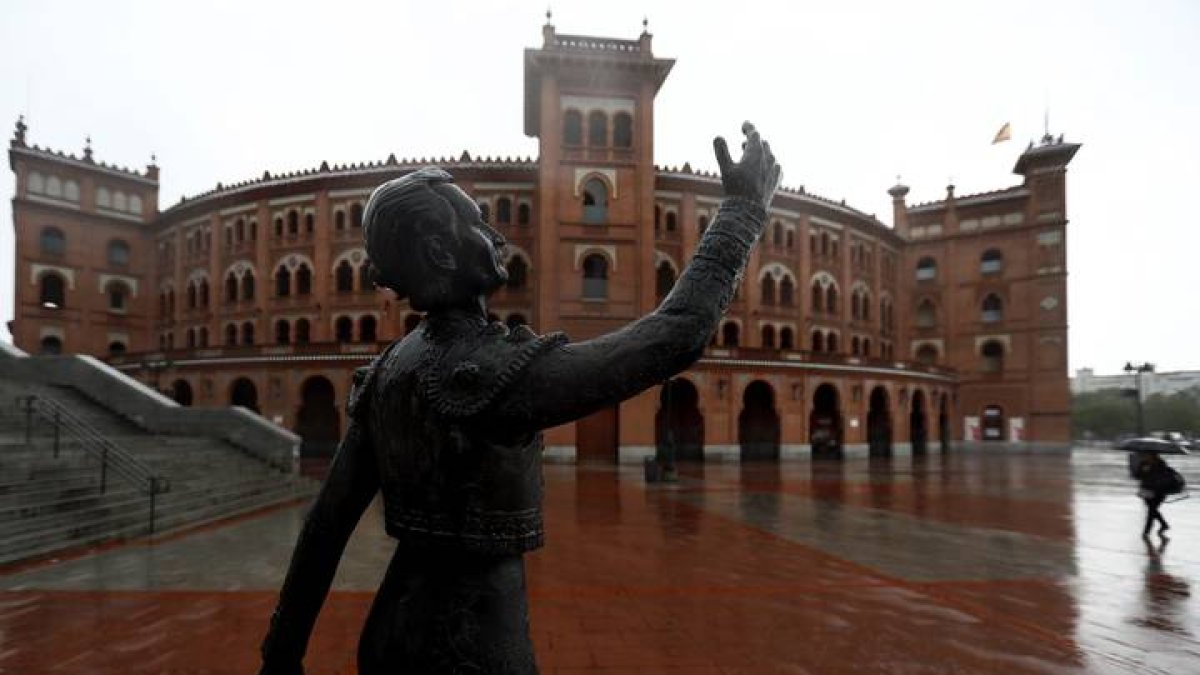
[1134,450,1183,539]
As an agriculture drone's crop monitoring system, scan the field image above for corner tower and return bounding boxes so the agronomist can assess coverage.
[523,18,674,339]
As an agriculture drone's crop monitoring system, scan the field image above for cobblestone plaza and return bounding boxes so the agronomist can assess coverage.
[2,447,1196,674]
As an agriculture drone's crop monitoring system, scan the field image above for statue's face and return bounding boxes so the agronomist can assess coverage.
[439,184,509,297]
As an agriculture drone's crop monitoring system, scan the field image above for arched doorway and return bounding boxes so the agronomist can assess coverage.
[296,376,340,458]
[230,378,259,413]
[867,386,892,456]
[938,394,950,452]
[739,381,780,461]
[910,390,928,454]
[656,379,704,462]
[810,383,843,458]
[171,379,194,406]
[982,405,1005,441]
[577,405,619,463]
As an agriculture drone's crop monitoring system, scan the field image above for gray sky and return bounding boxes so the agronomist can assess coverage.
[2,0,1197,375]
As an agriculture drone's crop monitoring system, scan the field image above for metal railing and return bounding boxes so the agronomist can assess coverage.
[16,394,171,533]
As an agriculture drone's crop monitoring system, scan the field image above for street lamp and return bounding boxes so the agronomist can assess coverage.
[1123,361,1154,437]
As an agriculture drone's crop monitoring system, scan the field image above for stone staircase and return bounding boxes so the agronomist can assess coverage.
[0,378,320,566]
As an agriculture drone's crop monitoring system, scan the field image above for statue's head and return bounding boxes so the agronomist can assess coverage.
[363,168,508,311]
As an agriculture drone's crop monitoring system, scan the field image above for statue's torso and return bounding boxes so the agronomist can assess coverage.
[361,320,564,555]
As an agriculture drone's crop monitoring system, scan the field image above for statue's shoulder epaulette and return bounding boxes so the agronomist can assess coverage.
[419,322,568,419]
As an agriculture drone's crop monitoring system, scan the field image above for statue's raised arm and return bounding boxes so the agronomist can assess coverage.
[482,121,782,432]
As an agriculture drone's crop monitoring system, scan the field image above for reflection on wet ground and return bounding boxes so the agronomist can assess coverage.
[1,447,1198,673]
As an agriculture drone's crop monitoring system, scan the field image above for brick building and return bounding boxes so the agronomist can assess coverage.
[6,22,1078,460]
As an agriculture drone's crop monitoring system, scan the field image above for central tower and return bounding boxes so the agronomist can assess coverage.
[523,19,674,340]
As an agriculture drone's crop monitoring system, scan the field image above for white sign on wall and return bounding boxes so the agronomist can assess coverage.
[964,416,981,441]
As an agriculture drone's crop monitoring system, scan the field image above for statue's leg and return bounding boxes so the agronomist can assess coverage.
[358,547,538,674]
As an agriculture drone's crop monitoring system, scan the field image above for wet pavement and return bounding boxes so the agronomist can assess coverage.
[1,446,1198,673]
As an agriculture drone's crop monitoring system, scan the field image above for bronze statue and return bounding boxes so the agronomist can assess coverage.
[260,122,781,674]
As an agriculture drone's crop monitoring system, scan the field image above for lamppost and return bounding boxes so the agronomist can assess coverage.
[1123,361,1154,437]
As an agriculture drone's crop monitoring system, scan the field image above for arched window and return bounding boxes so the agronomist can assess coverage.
[582,178,608,223]
[304,213,314,233]
[811,282,824,312]
[28,172,46,194]
[241,321,255,346]
[655,261,676,302]
[772,222,783,247]
[225,273,238,303]
[916,299,936,328]
[275,320,290,345]
[97,187,112,208]
[287,210,299,235]
[507,256,529,290]
[186,328,196,348]
[351,203,364,228]
[820,232,830,256]
[862,338,871,356]
[825,286,838,314]
[496,198,512,224]
[587,110,607,146]
[46,176,62,198]
[199,279,209,308]
[563,109,583,145]
[40,228,65,256]
[295,318,311,344]
[613,112,633,148]
[242,272,255,301]
[235,218,246,242]
[981,340,1005,373]
[198,327,208,348]
[780,327,795,350]
[167,289,175,315]
[296,264,312,295]
[517,202,531,226]
[334,210,346,230]
[916,344,939,365]
[106,281,129,312]
[980,248,1003,275]
[916,257,937,281]
[335,316,353,343]
[786,230,794,249]
[582,254,608,299]
[811,330,824,353]
[761,276,776,305]
[722,321,740,347]
[275,266,291,297]
[359,315,377,343]
[762,325,776,348]
[107,240,130,267]
[336,261,354,293]
[478,201,491,223]
[274,217,283,238]
[224,323,237,346]
[851,292,861,320]
[40,273,66,308]
[665,211,677,233]
[851,336,861,355]
[981,294,1003,323]
[187,282,197,309]
[39,335,62,355]
[698,215,709,235]
[861,293,870,321]
[359,262,373,292]
[827,332,839,353]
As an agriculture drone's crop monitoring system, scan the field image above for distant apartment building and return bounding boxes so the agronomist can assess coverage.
[1072,368,1200,398]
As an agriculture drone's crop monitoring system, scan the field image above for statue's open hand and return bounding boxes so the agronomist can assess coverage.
[713,121,783,212]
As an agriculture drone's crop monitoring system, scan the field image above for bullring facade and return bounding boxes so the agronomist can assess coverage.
[6,22,1078,460]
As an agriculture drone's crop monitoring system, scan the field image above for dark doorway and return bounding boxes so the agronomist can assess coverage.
[938,394,950,451]
[867,386,892,456]
[230,377,259,413]
[810,383,843,458]
[982,405,1005,441]
[739,381,780,461]
[296,376,340,458]
[910,390,929,454]
[656,378,704,462]
[38,335,63,355]
[171,379,193,406]
[577,405,618,463]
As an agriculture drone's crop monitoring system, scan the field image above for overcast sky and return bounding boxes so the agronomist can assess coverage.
[2,0,1197,375]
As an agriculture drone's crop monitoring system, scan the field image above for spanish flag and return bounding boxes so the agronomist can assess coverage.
[992,122,1012,144]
